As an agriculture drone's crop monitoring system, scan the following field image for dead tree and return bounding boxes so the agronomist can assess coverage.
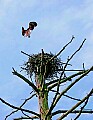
[0,36,93,120]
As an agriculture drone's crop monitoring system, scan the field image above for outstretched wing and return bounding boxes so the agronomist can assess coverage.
[29,22,37,30]
[22,27,25,36]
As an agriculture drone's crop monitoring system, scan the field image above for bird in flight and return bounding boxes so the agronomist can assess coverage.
[22,22,37,38]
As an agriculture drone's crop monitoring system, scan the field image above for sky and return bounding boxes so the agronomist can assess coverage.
[0,0,93,120]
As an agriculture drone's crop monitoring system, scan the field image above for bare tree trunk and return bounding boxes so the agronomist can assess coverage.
[35,74,51,120]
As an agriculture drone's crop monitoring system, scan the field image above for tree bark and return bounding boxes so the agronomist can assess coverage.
[35,74,51,120]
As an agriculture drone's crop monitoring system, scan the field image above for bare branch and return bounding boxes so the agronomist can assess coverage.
[20,111,39,119]
[74,97,89,120]
[5,93,36,120]
[52,109,93,116]
[20,93,36,107]
[47,66,93,116]
[46,39,86,119]
[60,38,86,79]
[40,49,45,90]
[50,89,60,94]
[21,51,32,57]
[48,70,86,90]
[46,35,75,64]
[0,98,40,118]
[21,111,31,119]
[12,68,39,94]
[56,69,87,71]
[49,90,81,101]
[53,66,93,111]
[63,94,81,101]
[57,89,93,120]
[14,115,39,120]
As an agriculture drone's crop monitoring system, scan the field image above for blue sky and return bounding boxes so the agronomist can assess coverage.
[0,0,93,120]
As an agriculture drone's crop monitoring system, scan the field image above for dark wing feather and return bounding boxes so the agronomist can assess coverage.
[29,22,37,30]
[22,27,25,36]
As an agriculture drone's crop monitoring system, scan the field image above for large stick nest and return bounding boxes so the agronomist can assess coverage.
[22,52,63,79]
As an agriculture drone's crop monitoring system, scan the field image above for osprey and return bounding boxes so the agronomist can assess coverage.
[22,22,37,38]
